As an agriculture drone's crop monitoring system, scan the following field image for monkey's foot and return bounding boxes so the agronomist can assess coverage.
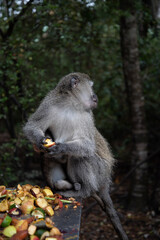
[54,180,73,190]
[74,182,81,191]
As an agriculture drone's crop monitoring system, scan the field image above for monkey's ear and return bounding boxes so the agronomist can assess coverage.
[71,77,79,89]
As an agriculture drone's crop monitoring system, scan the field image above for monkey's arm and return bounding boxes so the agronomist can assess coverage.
[48,138,95,158]
[23,105,53,148]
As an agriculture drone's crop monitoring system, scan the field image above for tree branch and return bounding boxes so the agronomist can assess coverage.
[3,0,34,40]
[10,94,27,121]
[0,28,5,38]
[5,0,10,18]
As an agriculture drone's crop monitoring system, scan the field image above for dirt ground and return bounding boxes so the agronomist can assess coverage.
[80,194,160,240]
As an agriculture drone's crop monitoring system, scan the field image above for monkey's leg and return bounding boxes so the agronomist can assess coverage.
[55,181,81,191]
[54,180,73,190]
[57,186,88,198]
[98,187,129,240]
[42,159,73,189]
[74,182,81,191]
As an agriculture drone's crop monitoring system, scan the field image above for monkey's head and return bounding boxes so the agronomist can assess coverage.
[57,72,98,111]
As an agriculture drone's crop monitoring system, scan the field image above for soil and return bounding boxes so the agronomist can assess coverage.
[80,192,160,240]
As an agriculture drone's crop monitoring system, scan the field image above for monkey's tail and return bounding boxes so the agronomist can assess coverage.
[93,189,129,240]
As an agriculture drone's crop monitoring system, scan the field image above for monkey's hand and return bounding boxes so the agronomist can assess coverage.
[35,136,52,152]
[47,143,67,155]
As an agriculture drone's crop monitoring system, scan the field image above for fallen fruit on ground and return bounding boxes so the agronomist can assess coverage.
[42,188,54,197]
[10,230,28,240]
[0,183,80,239]
[0,199,8,212]
[45,217,54,228]
[28,224,37,235]
[31,208,45,219]
[15,219,29,232]
[8,207,22,217]
[20,199,34,214]
[50,227,61,236]
[40,231,50,240]
[35,198,48,209]
[31,187,40,196]
[45,205,54,216]
[3,225,17,237]
[0,218,3,225]
[1,215,12,227]
[35,228,46,238]
[45,238,57,240]
[30,235,40,240]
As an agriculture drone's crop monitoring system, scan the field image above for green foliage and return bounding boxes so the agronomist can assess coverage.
[0,139,23,186]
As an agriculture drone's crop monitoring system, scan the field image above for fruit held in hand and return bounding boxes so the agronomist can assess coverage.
[43,138,56,148]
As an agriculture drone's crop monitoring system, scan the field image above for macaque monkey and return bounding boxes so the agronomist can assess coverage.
[23,73,129,240]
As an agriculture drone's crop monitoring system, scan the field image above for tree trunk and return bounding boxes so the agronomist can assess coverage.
[120,0,148,210]
[151,0,160,20]
[151,153,160,213]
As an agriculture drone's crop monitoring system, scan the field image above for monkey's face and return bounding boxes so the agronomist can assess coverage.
[73,80,98,110]
[59,72,98,111]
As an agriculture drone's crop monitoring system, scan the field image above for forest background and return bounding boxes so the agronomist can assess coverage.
[0,1,160,239]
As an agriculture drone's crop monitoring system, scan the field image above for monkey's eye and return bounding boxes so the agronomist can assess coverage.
[71,77,79,89]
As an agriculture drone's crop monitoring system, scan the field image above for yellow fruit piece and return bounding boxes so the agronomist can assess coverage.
[36,198,48,209]
[31,187,40,195]
[45,206,54,216]
[43,138,56,148]
[40,231,50,240]
[45,238,57,240]
[50,227,61,236]
[36,193,45,198]
[20,199,34,214]
[54,205,59,211]
[0,199,8,212]
[42,188,54,197]
[28,224,37,235]
[14,197,22,205]
[3,225,17,237]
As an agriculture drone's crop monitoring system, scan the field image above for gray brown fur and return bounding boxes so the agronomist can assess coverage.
[23,73,128,240]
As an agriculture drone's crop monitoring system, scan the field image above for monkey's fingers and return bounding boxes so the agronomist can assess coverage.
[33,144,41,153]
[42,137,51,145]
[33,144,46,153]
[74,183,81,191]
[47,144,62,155]
[48,150,58,156]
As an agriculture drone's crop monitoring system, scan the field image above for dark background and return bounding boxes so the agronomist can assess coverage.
[0,1,160,239]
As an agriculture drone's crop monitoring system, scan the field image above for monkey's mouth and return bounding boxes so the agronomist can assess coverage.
[91,94,98,108]
[91,101,98,109]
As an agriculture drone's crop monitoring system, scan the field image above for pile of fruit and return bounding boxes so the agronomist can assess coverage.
[0,184,80,240]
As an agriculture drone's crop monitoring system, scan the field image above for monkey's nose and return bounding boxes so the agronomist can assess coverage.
[92,94,98,103]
